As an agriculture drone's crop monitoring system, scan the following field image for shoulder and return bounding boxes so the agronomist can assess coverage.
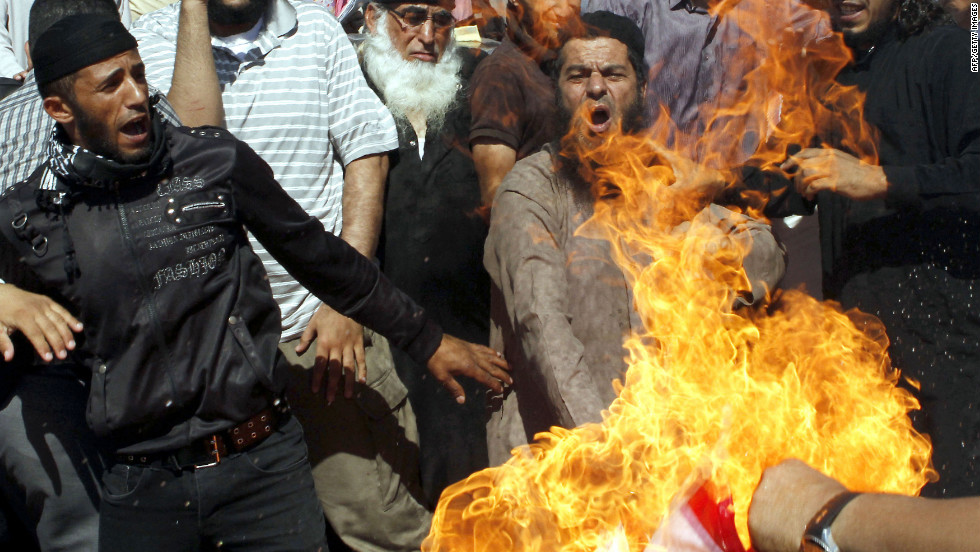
[168,125,273,180]
[473,41,526,77]
[497,150,560,202]
[178,125,237,139]
[291,0,346,41]
[131,1,180,40]
[168,125,240,159]
[0,164,48,206]
[898,24,977,80]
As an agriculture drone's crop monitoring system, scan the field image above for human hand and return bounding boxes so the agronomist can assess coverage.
[781,148,888,201]
[748,459,848,552]
[0,284,83,362]
[426,334,511,404]
[296,303,366,404]
[12,68,30,82]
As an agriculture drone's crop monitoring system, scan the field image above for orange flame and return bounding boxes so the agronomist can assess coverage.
[426,2,934,550]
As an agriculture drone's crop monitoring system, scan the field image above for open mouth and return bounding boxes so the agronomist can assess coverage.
[588,105,612,133]
[837,1,866,21]
[120,115,149,144]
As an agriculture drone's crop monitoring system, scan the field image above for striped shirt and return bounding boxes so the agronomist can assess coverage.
[133,0,399,340]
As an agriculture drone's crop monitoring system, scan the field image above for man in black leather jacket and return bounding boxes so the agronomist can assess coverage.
[0,13,509,551]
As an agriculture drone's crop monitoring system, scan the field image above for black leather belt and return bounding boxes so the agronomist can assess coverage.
[115,398,290,470]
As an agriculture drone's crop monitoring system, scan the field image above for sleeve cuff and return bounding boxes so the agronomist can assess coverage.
[403,317,444,366]
[469,128,520,150]
[883,165,920,209]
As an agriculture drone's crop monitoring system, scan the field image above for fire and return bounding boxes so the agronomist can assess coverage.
[425,2,935,550]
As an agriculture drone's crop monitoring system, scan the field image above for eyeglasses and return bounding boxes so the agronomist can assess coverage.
[387,6,456,31]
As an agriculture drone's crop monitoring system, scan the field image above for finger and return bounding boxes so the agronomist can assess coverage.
[354,341,367,384]
[310,358,327,394]
[467,361,505,394]
[48,303,84,334]
[42,310,76,354]
[326,356,343,404]
[20,322,54,362]
[295,324,316,355]
[779,157,799,173]
[0,330,14,362]
[438,375,467,404]
[470,345,512,374]
[479,356,512,386]
[342,346,355,399]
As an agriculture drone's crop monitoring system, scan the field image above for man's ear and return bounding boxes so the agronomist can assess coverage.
[364,3,379,33]
[43,95,75,126]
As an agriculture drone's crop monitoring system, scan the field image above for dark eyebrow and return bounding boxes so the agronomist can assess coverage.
[564,63,632,74]
[600,64,631,73]
[97,67,126,89]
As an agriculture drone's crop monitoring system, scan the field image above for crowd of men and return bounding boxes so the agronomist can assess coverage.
[0,0,977,550]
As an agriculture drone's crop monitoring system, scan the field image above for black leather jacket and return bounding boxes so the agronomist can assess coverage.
[0,120,442,454]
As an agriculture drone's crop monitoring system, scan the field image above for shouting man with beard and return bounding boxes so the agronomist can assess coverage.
[0,12,510,552]
[130,0,438,549]
[360,1,497,512]
[483,11,784,465]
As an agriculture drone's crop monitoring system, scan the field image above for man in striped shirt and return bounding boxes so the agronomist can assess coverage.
[132,0,432,549]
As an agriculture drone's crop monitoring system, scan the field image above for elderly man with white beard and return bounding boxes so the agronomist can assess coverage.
[359,0,495,509]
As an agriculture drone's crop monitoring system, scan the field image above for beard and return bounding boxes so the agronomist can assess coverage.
[554,86,649,149]
[553,89,648,195]
[74,107,153,165]
[208,0,269,27]
[841,15,894,49]
[362,12,463,135]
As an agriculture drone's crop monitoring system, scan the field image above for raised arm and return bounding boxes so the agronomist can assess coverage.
[168,0,224,127]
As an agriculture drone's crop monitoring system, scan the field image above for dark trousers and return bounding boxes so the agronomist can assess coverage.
[99,415,327,552]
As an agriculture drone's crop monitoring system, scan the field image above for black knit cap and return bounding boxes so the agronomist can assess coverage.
[579,10,645,63]
[33,13,137,91]
[370,0,455,6]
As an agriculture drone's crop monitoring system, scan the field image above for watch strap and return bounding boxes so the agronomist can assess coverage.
[799,491,861,552]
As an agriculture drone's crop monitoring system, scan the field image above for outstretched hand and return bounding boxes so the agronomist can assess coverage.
[296,303,366,404]
[426,334,511,404]
[0,284,83,362]
[781,148,888,201]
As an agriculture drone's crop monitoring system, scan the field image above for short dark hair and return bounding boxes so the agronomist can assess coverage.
[28,0,119,50]
[895,0,949,38]
[551,11,649,84]
[39,73,79,101]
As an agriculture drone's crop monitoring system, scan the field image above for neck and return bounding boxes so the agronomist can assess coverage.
[210,19,259,37]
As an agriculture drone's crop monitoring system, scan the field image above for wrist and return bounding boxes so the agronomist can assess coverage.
[801,491,861,552]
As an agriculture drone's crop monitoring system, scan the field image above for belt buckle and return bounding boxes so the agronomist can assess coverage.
[194,435,222,469]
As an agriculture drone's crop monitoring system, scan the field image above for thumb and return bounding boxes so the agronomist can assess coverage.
[295,323,316,355]
[440,376,466,404]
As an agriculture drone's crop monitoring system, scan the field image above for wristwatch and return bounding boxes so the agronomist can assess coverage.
[799,491,861,552]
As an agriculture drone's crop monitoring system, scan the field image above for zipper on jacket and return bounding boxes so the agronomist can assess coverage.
[115,188,180,402]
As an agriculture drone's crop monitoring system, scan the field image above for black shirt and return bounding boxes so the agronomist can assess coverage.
[749,24,980,497]
[372,50,493,505]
